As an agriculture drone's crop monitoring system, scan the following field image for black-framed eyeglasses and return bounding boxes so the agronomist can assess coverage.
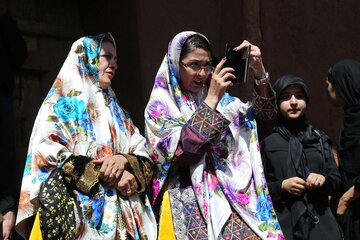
[181,62,213,74]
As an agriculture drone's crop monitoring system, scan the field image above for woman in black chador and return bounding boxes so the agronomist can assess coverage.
[261,75,342,240]
[326,59,360,240]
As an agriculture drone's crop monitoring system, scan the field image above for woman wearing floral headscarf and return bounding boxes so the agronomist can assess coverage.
[15,33,157,240]
[145,31,283,239]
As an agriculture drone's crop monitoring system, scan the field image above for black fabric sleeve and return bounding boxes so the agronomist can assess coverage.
[317,140,341,196]
[0,195,15,213]
[260,141,285,203]
[62,155,100,196]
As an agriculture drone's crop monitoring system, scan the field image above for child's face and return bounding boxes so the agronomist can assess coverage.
[278,85,307,120]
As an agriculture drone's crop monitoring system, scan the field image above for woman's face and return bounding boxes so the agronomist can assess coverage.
[325,78,345,107]
[279,85,307,120]
[179,48,212,93]
[99,41,118,89]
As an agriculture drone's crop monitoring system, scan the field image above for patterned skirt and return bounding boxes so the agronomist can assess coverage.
[168,186,260,240]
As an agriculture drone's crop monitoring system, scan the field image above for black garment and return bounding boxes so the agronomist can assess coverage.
[261,75,342,240]
[0,11,27,96]
[0,11,27,213]
[328,59,360,240]
[261,125,342,240]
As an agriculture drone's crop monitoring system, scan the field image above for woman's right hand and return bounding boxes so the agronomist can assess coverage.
[93,155,128,184]
[204,58,235,109]
[116,170,138,196]
[281,177,306,196]
[337,186,360,217]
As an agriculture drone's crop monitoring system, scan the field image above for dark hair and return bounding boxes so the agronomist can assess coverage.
[326,67,333,82]
[180,34,212,61]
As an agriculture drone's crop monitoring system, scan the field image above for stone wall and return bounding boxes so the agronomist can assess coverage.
[8,0,360,185]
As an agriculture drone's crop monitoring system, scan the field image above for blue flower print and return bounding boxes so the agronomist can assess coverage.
[274,221,281,230]
[220,93,235,107]
[76,192,90,203]
[168,62,179,89]
[256,192,273,222]
[45,87,56,100]
[105,188,115,197]
[109,101,126,133]
[24,154,32,176]
[53,96,86,123]
[91,194,105,228]
[99,223,114,234]
[83,37,100,59]
[79,111,93,133]
[160,161,171,182]
[246,107,255,129]
[38,167,50,183]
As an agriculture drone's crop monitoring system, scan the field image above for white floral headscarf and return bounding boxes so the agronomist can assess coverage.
[16,33,156,240]
[145,31,283,240]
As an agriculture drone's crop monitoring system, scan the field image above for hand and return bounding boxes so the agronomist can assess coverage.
[234,40,266,79]
[204,57,235,109]
[93,155,128,184]
[117,170,138,197]
[281,177,306,196]
[305,173,325,190]
[1,211,15,240]
[337,186,360,217]
[337,195,350,217]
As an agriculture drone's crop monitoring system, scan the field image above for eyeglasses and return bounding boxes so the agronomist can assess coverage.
[181,62,213,74]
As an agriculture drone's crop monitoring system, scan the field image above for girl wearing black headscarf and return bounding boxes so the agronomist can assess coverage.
[326,59,360,240]
[261,75,342,240]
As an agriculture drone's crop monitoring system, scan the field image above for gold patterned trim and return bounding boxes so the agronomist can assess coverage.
[121,154,153,193]
[62,157,100,195]
[76,161,100,195]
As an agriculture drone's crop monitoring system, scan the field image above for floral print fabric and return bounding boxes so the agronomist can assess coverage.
[145,31,283,240]
[15,33,156,240]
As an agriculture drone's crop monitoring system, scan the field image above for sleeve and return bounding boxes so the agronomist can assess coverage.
[252,90,277,121]
[121,154,153,193]
[318,140,341,195]
[62,155,100,196]
[260,141,285,203]
[172,102,231,167]
[0,195,15,214]
[354,176,360,192]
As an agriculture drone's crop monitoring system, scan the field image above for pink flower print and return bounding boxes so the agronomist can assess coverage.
[277,234,285,240]
[202,200,209,218]
[149,100,169,119]
[150,111,160,119]
[236,192,250,205]
[207,173,219,191]
[194,183,202,195]
[267,232,276,238]
[152,178,160,204]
